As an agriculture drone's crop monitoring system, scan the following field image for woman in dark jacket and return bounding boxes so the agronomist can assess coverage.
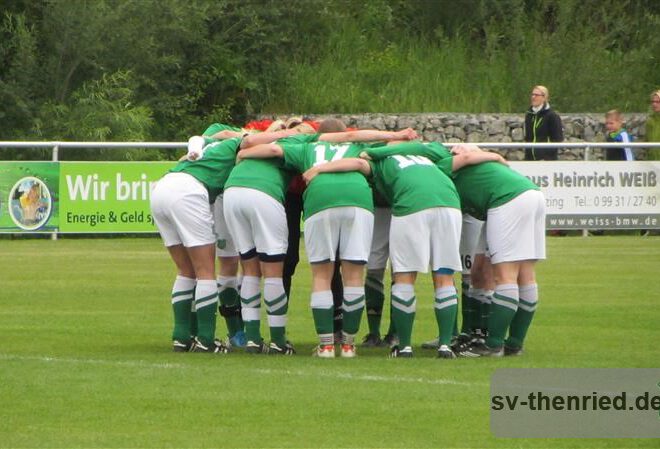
[524,85,564,160]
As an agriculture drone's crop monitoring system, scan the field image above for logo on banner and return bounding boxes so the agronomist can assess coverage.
[8,177,53,230]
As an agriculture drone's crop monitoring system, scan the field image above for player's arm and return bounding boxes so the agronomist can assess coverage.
[208,129,244,140]
[236,143,284,163]
[451,150,508,171]
[302,158,372,185]
[318,127,418,143]
[240,128,301,149]
[362,141,444,161]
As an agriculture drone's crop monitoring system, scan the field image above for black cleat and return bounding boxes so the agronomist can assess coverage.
[457,342,503,358]
[245,340,269,354]
[361,333,384,347]
[504,345,524,356]
[172,339,192,352]
[437,344,456,359]
[190,337,230,354]
[389,345,413,358]
[449,333,474,352]
[383,333,400,347]
[268,341,296,355]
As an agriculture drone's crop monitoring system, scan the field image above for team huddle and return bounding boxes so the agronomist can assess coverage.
[150,118,545,358]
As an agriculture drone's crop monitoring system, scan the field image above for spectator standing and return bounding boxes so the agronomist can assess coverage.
[646,90,660,160]
[524,85,564,161]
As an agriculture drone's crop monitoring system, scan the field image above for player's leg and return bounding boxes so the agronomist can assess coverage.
[304,209,341,357]
[429,207,463,358]
[151,175,198,351]
[250,191,291,354]
[165,244,196,351]
[363,206,391,346]
[282,189,303,298]
[213,194,244,346]
[239,256,264,352]
[152,173,226,353]
[505,191,545,355]
[461,190,543,357]
[223,187,266,352]
[470,250,495,343]
[261,260,293,354]
[337,207,373,357]
[505,260,538,355]
[331,257,343,341]
[459,214,484,337]
[186,243,226,352]
[390,272,417,357]
[310,262,336,357]
[389,211,430,357]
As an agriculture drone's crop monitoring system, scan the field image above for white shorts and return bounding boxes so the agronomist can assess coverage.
[367,207,392,270]
[459,214,485,274]
[304,207,374,264]
[150,172,216,248]
[486,189,546,264]
[213,194,238,257]
[390,207,462,274]
[223,187,288,259]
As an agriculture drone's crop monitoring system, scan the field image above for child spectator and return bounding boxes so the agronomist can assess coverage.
[604,110,634,161]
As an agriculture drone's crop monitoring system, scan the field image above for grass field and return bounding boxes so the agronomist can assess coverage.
[1,235,659,448]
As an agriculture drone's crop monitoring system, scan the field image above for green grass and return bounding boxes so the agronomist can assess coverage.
[0,236,658,448]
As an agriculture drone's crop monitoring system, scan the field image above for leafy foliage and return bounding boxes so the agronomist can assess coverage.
[0,0,658,157]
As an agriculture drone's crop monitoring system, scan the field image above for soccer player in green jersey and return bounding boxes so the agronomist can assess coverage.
[365,141,544,357]
[151,137,243,353]
[152,125,302,353]
[230,128,417,357]
[364,153,463,358]
[303,151,461,358]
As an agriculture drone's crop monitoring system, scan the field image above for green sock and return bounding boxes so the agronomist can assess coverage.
[194,280,218,346]
[506,284,538,349]
[365,270,385,335]
[240,276,262,343]
[391,283,415,348]
[434,286,458,346]
[217,276,243,337]
[477,290,492,332]
[486,284,518,348]
[264,277,288,347]
[342,286,365,336]
[171,276,195,343]
[461,286,479,334]
[311,290,334,344]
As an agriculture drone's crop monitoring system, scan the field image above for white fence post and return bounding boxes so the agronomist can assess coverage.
[51,144,59,241]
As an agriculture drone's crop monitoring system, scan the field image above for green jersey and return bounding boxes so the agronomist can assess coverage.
[282,141,374,219]
[224,157,293,204]
[169,137,241,203]
[222,133,320,204]
[202,123,242,137]
[368,153,460,217]
[366,140,538,220]
[451,163,539,220]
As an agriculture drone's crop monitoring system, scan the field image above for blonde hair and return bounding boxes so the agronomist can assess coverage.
[532,85,549,101]
[651,90,660,101]
[605,109,624,122]
[285,116,303,129]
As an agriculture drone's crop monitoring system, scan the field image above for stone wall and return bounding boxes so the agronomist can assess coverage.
[259,112,651,160]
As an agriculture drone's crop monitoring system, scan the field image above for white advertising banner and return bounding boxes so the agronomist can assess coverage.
[510,161,660,229]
